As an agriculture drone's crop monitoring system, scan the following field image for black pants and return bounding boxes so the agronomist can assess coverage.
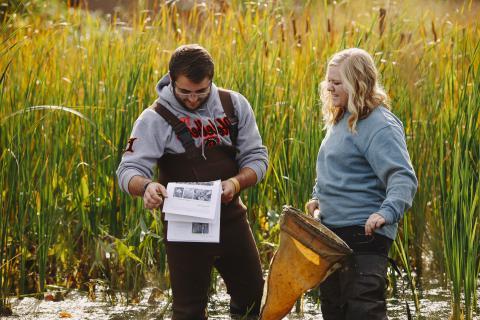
[165,210,264,320]
[320,226,393,320]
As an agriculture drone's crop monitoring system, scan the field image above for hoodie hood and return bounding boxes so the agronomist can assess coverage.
[154,73,227,159]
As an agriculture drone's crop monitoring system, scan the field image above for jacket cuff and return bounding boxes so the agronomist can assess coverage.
[120,171,142,195]
[243,162,266,184]
[377,208,395,225]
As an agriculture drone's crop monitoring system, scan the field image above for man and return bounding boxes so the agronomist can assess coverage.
[116,44,268,319]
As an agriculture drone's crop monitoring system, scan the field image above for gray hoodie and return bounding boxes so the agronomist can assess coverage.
[116,75,269,194]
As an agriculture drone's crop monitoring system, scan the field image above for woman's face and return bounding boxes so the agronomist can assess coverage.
[326,65,348,109]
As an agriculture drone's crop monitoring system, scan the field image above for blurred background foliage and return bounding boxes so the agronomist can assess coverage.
[0,0,479,318]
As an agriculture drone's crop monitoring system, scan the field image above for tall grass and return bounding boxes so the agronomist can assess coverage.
[0,0,479,318]
[437,39,480,319]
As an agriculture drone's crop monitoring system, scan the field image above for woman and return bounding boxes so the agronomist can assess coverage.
[305,48,418,320]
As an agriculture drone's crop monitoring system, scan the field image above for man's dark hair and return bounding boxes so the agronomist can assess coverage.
[169,44,214,83]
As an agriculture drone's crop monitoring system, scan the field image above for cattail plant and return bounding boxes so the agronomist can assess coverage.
[0,1,478,319]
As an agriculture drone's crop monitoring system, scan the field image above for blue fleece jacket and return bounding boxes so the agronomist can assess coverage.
[312,106,418,240]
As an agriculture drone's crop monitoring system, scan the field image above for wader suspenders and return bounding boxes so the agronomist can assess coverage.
[154,103,198,158]
[154,89,239,152]
[218,89,239,146]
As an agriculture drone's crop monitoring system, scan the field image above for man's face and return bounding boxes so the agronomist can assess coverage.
[173,75,212,111]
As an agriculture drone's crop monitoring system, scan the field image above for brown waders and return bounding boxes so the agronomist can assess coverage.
[154,91,264,320]
[319,226,393,320]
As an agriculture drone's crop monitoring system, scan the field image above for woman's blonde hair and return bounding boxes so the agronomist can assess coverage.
[320,48,390,132]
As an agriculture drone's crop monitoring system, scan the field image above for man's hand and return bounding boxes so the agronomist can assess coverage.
[221,179,237,204]
[305,199,320,219]
[365,212,386,236]
[143,182,168,209]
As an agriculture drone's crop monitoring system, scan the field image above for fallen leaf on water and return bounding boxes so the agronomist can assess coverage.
[59,311,72,318]
[44,294,54,301]
[148,287,164,304]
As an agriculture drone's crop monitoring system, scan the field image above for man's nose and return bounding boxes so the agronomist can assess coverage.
[187,94,199,103]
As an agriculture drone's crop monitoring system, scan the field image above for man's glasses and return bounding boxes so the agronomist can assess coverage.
[173,81,212,99]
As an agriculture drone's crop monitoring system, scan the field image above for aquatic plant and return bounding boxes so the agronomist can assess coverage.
[0,0,478,318]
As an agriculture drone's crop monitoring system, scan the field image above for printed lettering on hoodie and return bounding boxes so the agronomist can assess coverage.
[179,115,231,148]
[124,137,138,153]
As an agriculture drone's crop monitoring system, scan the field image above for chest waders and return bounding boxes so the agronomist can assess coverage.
[154,90,264,320]
[318,226,393,320]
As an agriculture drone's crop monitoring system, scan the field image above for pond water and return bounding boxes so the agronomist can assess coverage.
[5,276,479,320]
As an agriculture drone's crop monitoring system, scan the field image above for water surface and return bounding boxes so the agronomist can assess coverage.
[7,277,478,319]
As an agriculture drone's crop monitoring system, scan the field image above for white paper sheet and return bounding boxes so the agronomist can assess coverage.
[163,180,221,220]
[164,180,221,243]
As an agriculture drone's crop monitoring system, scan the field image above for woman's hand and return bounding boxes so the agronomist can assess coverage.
[365,212,386,236]
[143,182,168,209]
[305,199,320,219]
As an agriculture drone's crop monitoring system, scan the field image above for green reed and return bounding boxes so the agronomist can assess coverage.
[0,0,479,318]
[436,38,480,319]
